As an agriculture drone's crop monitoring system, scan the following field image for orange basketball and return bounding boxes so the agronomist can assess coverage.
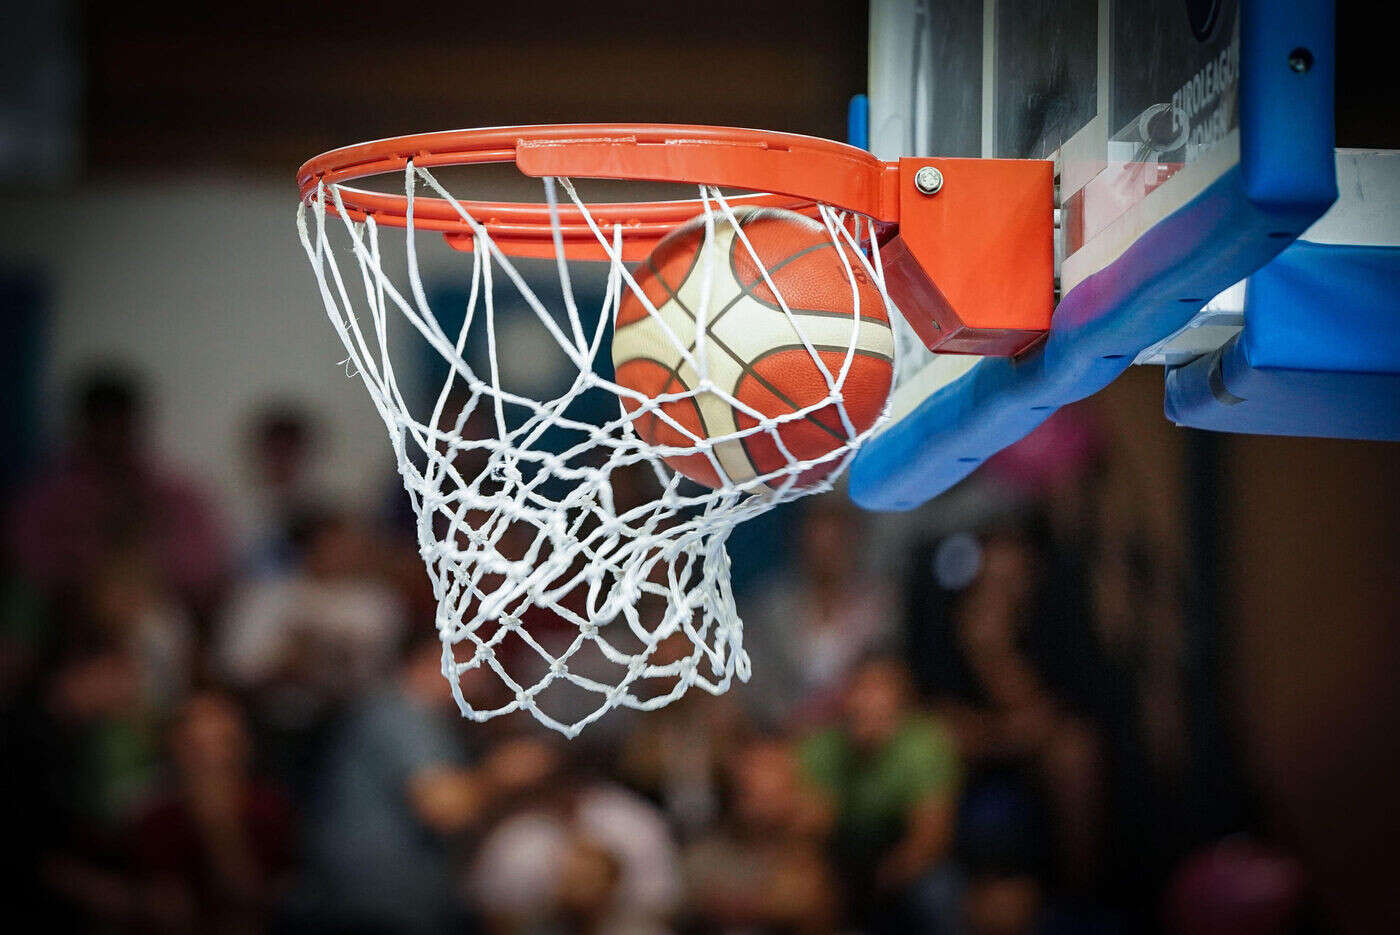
[611,207,894,490]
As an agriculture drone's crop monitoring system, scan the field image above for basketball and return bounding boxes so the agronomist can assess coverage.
[611,207,894,490]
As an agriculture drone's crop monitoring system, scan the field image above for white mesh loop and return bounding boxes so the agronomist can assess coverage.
[296,163,896,737]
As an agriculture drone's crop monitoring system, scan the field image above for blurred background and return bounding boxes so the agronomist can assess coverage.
[1,2,1398,933]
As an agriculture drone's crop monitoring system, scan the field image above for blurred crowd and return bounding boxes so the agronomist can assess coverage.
[1,365,1308,935]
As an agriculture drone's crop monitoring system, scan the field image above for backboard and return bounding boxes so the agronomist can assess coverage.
[873,0,1252,361]
[849,0,1356,510]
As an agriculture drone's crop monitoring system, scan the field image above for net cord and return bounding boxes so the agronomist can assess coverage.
[295,162,897,736]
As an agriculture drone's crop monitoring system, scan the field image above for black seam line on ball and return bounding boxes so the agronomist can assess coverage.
[619,352,714,458]
[638,240,885,448]
[622,238,889,340]
[645,263,842,444]
[727,227,891,326]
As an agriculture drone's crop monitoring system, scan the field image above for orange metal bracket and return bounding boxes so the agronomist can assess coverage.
[297,126,1055,356]
[881,158,1055,356]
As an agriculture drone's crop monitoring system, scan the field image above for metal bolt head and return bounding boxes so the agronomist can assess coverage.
[914,165,944,195]
[1288,47,1314,73]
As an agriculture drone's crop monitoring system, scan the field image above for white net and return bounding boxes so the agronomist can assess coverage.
[296,161,897,736]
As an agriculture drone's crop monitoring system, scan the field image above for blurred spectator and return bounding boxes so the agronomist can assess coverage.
[233,403,321,574]
[0,570,47,706]
[38,556,177,928]
[7,366,229,610]
[983,405,1103,516]
[89,549,194,711]
[132,690,295,934]
[215,507,404,784]
[742,495,898,727]
[962,868,1122,935]
[957,818,1123,935]
[963,870,1047,935]
[378,536,440,650]
[798,655,963,935]
[292,639,479,934]
[1162,837,1305,935]
[620,691,748,839]
[48,547,195,822]
[940,522,1108,895]
[41,634,157,923]
[468,757,682,935]
[684,735,838,934]
[294,640,557,935]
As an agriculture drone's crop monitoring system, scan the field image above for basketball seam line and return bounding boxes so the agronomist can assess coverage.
[620,241,827,338]
[617,240,891,338]
[715,242,890,333]
[647,267,864,448]
[739,341,893,438]
[649,254,840,442]
[616,353,716,483]
[752,341,894,365]
[640,221,705,316]
[622,220,893,472]
[726,226,891,326]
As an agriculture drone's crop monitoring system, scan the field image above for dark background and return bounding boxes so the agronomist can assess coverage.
[2,1,1398,933]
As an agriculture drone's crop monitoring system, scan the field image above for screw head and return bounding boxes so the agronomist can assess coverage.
[914,165,944,195]
[1288,47,1314,73]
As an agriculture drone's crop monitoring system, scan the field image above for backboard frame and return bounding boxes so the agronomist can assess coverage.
[850,0,1338,510]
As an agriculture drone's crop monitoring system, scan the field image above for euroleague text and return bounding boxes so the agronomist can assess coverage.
[1171,33,1239,150]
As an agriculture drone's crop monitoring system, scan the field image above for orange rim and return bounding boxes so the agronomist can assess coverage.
[296,124,901,260]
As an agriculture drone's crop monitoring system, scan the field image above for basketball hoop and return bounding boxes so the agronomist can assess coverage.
[295,124,1052,735]
[296,124,897,260]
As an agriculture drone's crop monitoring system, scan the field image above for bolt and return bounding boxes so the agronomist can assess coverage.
[914,165,944,195]
[1288,47,1314,73]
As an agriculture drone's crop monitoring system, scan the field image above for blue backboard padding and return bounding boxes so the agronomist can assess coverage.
[1163,334,1400,440]
[850,166,1331,509]
[1242,242,1400,373]
[847,94,870,152]
[1164,237,1400,439]
[1240,0,1335,208]
[849,0,1338,511]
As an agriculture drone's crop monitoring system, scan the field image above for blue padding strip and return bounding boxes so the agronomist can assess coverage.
[850,0,1337,510]
[1242,241,1400,373]
[847,94,870,151]
[1164,333,1400,440]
